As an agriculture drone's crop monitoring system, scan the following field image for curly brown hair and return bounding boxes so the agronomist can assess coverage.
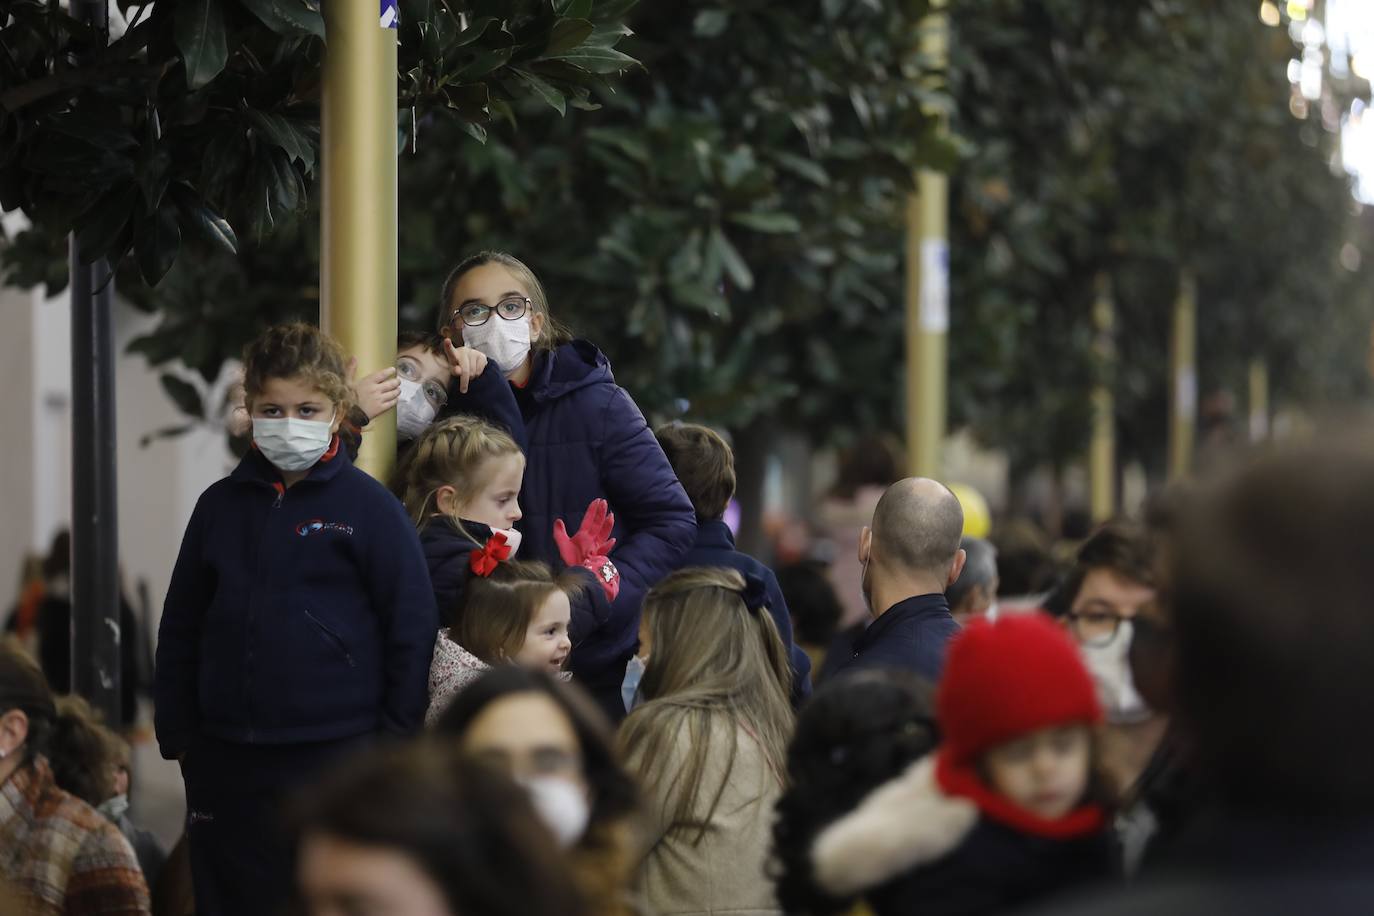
[242,323,353,417]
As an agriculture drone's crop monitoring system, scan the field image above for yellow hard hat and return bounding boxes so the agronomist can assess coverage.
[948,483,991,539]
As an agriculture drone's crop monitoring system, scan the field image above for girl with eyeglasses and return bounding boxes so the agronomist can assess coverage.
[435,250,696,721]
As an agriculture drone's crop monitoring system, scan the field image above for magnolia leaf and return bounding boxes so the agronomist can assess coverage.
[175,0,228,89]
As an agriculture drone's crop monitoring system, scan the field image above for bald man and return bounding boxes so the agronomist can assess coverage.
[821,478,966,682]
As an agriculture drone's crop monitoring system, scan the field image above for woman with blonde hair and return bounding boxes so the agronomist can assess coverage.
[619,567,794,916]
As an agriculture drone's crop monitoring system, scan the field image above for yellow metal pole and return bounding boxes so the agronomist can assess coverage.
[1089,273,1116,521]
[905,0,949,478]
[1169,270,1197,479]
[321,1,398,483]
[1248,358,1269,442]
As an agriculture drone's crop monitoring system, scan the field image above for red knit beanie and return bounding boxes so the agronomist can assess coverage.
[937,612,1101,767]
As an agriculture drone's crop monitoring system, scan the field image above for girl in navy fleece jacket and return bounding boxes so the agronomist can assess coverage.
[437,251,697,720]
[153,323,438,916]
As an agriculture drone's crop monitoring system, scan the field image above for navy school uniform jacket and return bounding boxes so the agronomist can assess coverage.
[684,519,813,704]
[420,517,611,644]
[446,340,697,713]
[153,440,438,760]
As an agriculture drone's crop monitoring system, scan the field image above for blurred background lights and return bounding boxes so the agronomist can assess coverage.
[1328,0,1374,203]
[1260,1,1282,27]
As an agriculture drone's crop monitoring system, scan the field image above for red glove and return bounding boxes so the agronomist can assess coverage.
[554,499,617,564]
[554,499,620,601]
[583,555,621,603]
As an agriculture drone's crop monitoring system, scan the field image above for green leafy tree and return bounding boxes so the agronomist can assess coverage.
[0,0,639,418]
[948,0,1373,495]
[0,0,638,286]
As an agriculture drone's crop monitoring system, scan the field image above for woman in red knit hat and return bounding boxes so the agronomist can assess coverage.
[807,613,1117,916]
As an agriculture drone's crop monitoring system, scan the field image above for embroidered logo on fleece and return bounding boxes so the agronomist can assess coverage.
[296,519,355,537]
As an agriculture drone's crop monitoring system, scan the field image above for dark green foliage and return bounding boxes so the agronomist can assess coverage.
[0,0,638,288]
[947,1,1374,477]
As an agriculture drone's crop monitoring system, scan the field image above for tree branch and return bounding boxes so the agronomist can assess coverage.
[0,61,166,112]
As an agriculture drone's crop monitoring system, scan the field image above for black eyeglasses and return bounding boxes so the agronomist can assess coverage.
[450,296,530,328]
[1065,609,1129,647]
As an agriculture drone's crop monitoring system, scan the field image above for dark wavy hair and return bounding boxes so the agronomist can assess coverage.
[291,743,585,916]
[435,667,640,916]
[771,669,939,915]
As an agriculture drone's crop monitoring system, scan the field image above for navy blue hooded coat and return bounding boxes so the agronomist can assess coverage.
[420,516,611,645]
[447,340,696,715]
[153,440,438,760]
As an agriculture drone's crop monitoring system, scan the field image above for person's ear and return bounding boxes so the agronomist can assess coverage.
[435,485,459,517]
[530,309,545,343]
[0,708,30,759]
[858,526,873,566]
[947,548,967,590]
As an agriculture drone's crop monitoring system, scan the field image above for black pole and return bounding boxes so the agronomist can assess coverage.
[69,0,121,727]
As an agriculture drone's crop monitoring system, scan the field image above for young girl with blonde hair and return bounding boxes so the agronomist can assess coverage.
[619,567,794,916]
[395,416,619,722]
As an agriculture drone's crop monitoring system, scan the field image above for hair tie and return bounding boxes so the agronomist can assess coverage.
[469,532,512,577]
[739,574,769,614]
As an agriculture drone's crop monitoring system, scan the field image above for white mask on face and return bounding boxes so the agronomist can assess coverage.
[1079,620,1150,725]
[463,315,532,375]
[395,378,437,441]
[519,776,591,848]
[252,413,334,472]
[492,526,522,558]
[621,654,646,713]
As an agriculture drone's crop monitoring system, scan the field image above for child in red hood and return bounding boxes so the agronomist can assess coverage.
[811,613,1117,916]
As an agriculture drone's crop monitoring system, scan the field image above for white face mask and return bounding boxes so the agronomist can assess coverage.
[519,776,591,848]
[96,793,129,824]
[463,315,532,375]
[395,378,437,441]
[253,413,334,472]
[492,526,522,558]
[621,654,646,713]
[1078,619,1150,725]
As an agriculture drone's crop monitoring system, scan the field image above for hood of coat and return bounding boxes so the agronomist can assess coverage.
[421,518,495,573]
[526,340,614,403]
[811,755,979,898]
[431,630,490,677]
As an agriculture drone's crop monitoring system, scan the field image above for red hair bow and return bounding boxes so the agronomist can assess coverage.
[469,532,512,577]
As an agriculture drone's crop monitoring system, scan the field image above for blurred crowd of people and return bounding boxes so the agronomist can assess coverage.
[3,251,1371,916]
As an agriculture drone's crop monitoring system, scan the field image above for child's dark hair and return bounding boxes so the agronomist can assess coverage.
[241,322,353,417]
[1045,519,1155,616]
[291,742,588,916]
[776,561,843,648]
[654,423,736,522]
[435,668,640,916]
[397,330,447,359]
[771,669,939,915]
[458,560,582,666]
[48,695,119,807]
[437,251,574,351]
[394,415,524,530]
